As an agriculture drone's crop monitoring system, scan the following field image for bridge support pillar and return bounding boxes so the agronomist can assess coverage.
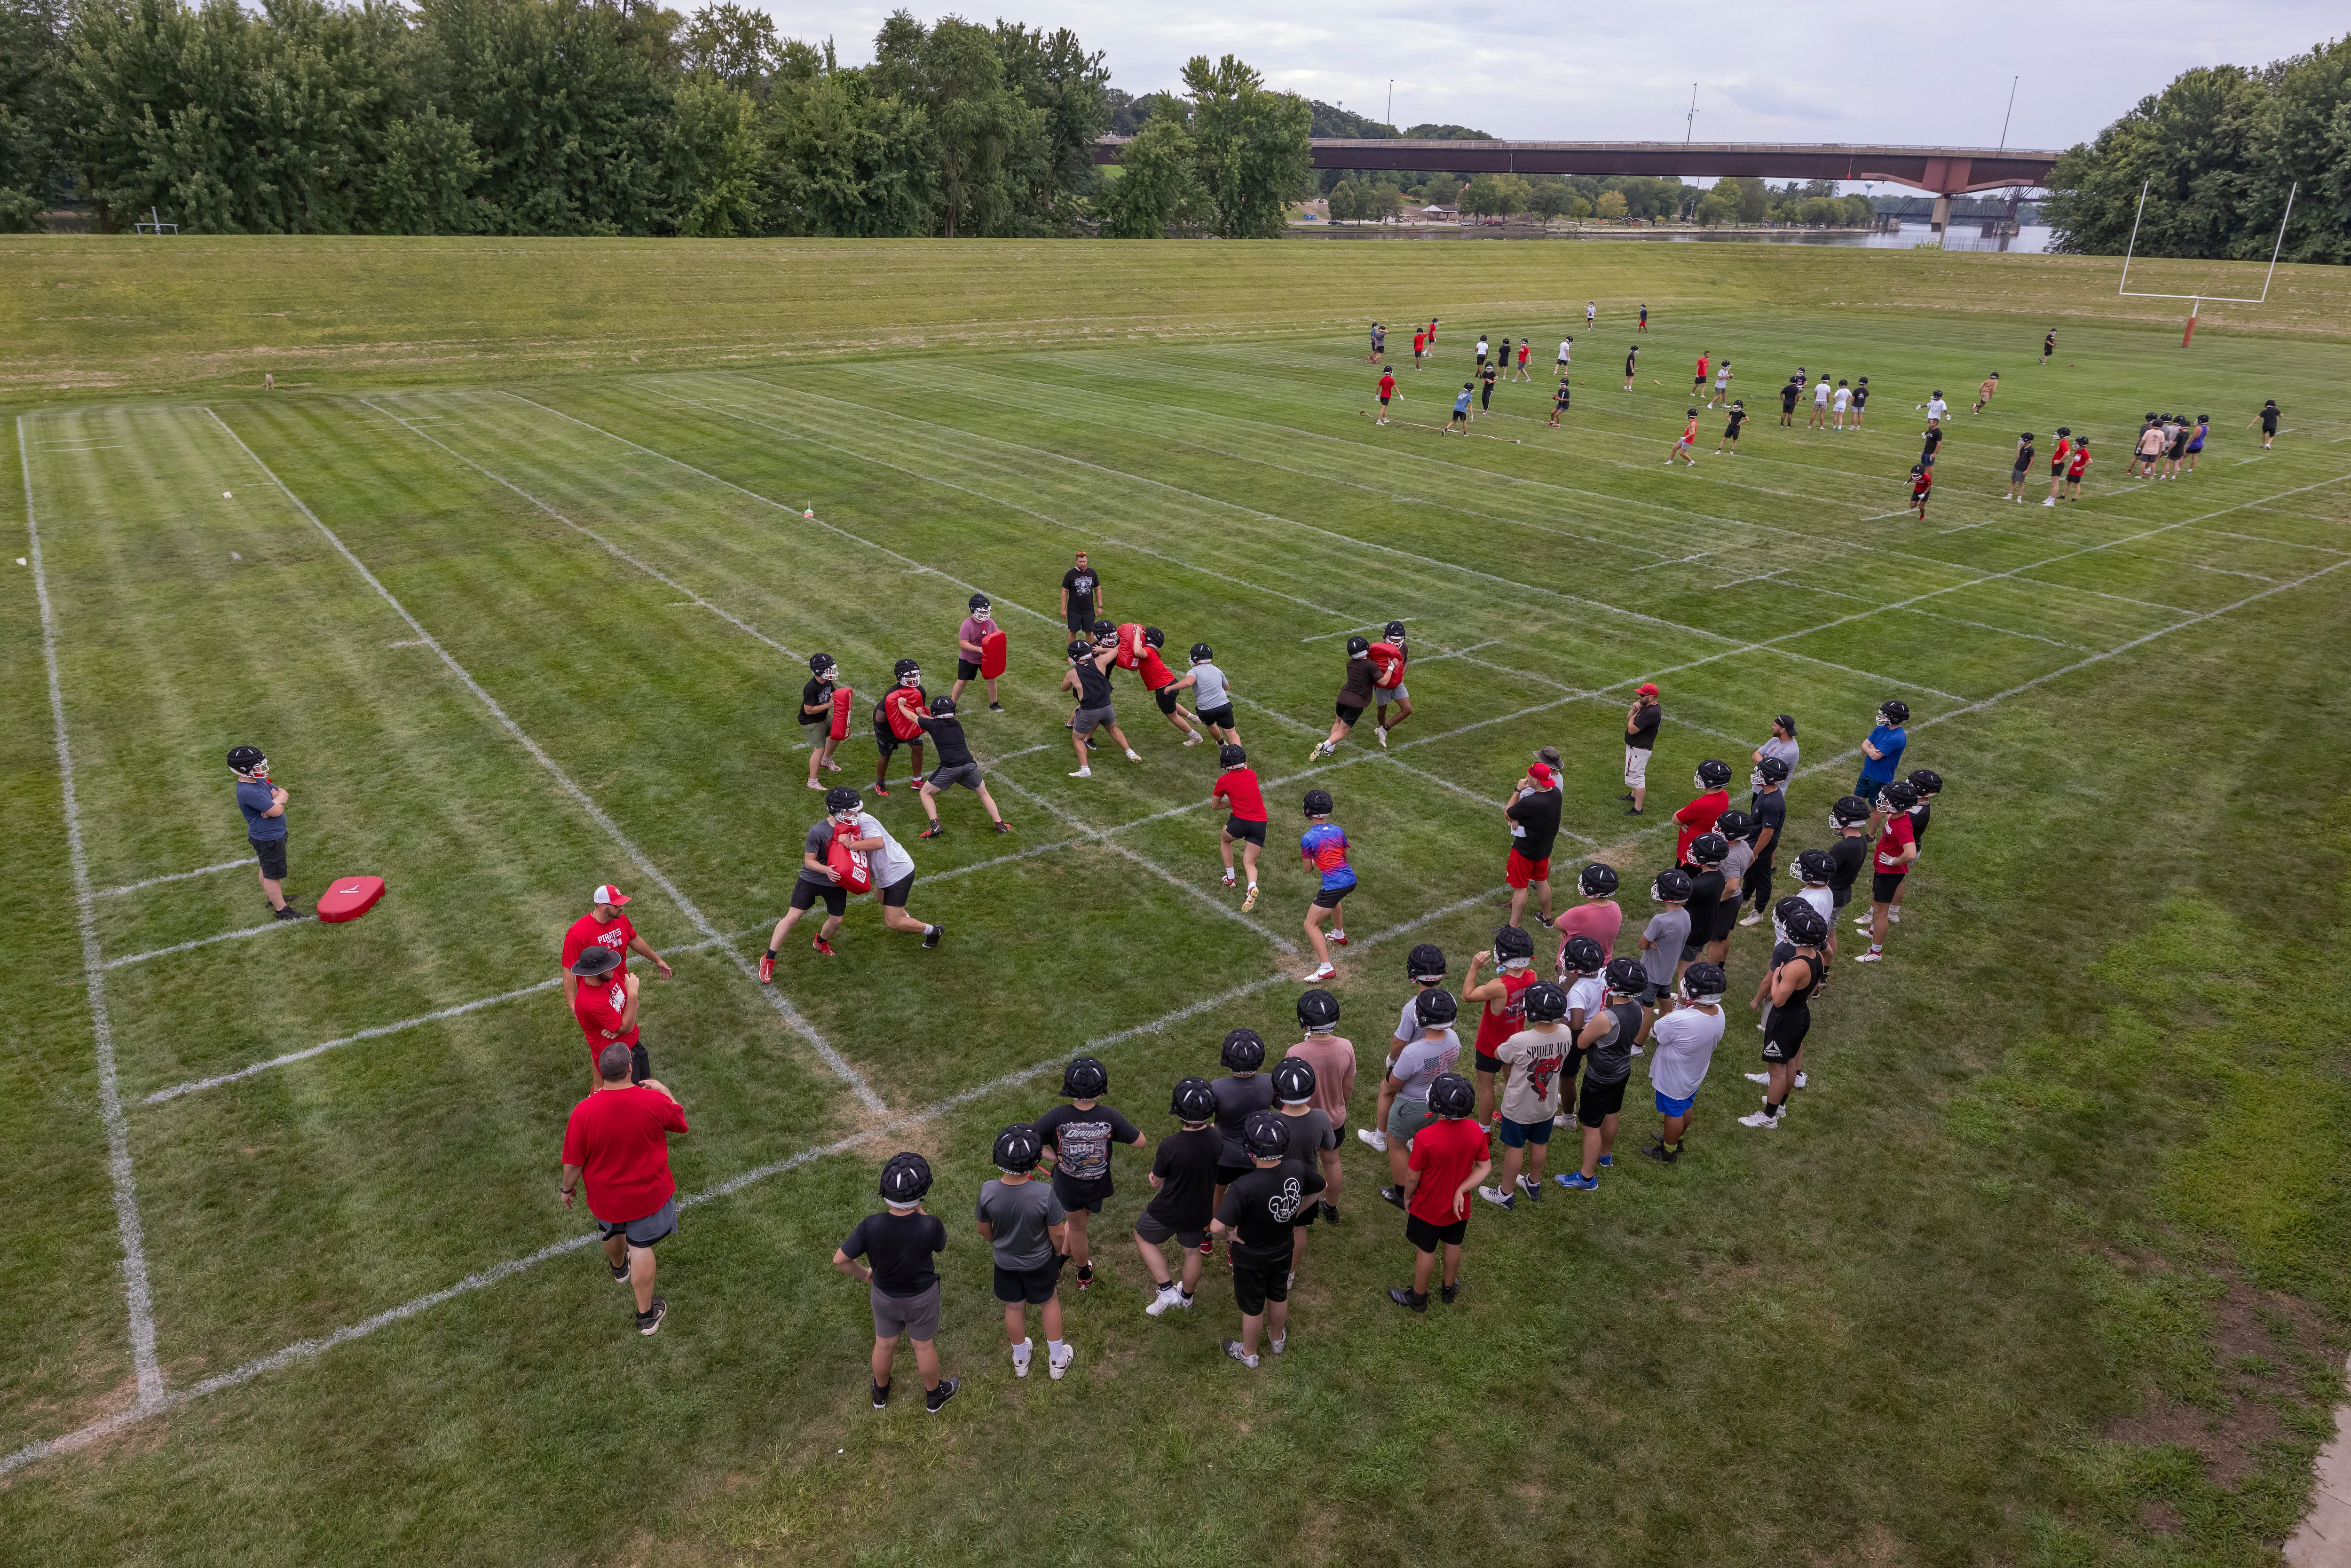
[1930,195,1952,234]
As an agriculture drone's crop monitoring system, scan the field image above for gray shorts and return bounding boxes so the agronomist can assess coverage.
[593,1196,678,1248]
[925,761,982,793]
[1073,704,1115,735]
[871,1280,941,1342]
[1387,1095,1435,1144]
[1378,684,1408,706]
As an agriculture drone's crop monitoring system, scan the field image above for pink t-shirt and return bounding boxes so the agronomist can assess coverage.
[1556,900,1624,965]
[958,616,991,657]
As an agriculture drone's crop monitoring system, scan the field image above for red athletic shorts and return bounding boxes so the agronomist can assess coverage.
[1506,849,1551,889]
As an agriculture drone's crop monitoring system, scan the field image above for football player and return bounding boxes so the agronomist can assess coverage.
[873,659,928,796]
[1885,769,1942,924]
[1370,621,1412,744]
[1310,637,1381,761]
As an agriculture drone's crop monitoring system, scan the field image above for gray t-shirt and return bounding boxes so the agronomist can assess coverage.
[1721,839,1754,892]
[1758,736,1799,776]
[975,1177,1063,1270]
[1275,1106,1334,1163]
[796,820,836,890]
[1190,662,1231,712]
[1641,909,1690,987]
[1388,1027,1461,1102]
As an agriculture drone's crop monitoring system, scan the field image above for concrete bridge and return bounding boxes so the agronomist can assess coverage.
[1090,137,2061,230]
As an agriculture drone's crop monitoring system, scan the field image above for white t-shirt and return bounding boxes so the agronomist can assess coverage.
[1927,398,1948,422]
[1799,886,1833,924]
[1564,974,1607,1023]
[1813,381,1832,406]
[1647,1004,1726,1100]
[1586,304,1596,321]
[852,812,916,888]
[1558,340,1572,362]
[1833,387,1851,411]
[1476,339,1489,357]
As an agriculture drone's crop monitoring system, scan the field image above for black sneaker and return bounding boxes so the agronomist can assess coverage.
[1439,1277,1463,1306]
[271,903,304,921]
[1076,1263,1093,1292]
[1388,1286,1428,1313]
[636,1296,667,1336]
[919,823,944,839]
[607,1256,630,1283]
[1641,1138,1679,1164]
[1379,1184,1404,1210]
[922,924,943,949]
[872,1380,891,1410]
[1319,1200,1341,1224]
[925,1376,961,1414]
[1533,911,1554,928]
[988,702,1004,713]
[1624,805,1644,815]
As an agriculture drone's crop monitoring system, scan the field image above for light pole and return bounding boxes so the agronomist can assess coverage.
[1387,79,1393,130]
[1685,85,1698,145]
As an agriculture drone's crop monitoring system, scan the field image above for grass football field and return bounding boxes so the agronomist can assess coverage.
[3,238,2349,1567]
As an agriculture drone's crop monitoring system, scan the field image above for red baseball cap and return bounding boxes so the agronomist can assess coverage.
[1636,682,1660,696]
[1528,763,1556,786]
[592,884,631,907]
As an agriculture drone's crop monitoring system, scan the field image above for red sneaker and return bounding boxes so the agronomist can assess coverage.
[813,936,835,956]
[757,953,774,984]
[873,782,890,797]
[1330,931,1350,947]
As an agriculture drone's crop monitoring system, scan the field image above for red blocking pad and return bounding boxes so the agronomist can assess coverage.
[315,875,386,923]
[979,628,1007,680]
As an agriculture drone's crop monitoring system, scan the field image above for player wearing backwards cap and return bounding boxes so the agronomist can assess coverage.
[1212,1110,1324,1367]
[1309,636,1381,761]
[1623,684,1662,813]
[1388,1072,1487,1312]
[913,695,1011,838]
[1744,901,1827,1127]
[1369,622,1412,745]
[227,745,302,919]
[560,1046,687,1336]
[760,788,940,976]
[1852,779,1920,963]
[1283,989,1357,1221]
[1476,979,1572,1209]
[1117,626,1204,745]
[1556,859,1624,971]
[1061,636,1141,779]
[1557,956,1652,1190]
[834,1152,959,1413]
[2066,437,2093,499]
[1167,642,1240,747]
[1643,962,1726,1163]
[1909,463,1933,520]
[569,946,647,1088]
[1212,743,1269,910]
[1033,1057,1147,1295]
[872,660,929,797]
[975,1125,1073,1380]
[800,653,846,790]
[1270,1056,1336,1283]
[1463,927,1542,1126]
[949,594,1005,714]
[1371,983,1462,1208]
[1136,1078,1221,1317]
[561,884,673,1016]
[1504,756,1564,929]
[1297,788,1356,983]
[1884,768,1943,926]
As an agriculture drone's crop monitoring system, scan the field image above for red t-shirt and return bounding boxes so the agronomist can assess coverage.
[2068,449,2091,478]
[884,685,926,741]
[1875,812,1916,874]
[1673,789,1728,861]
[1555,900,1623,965]
[1407,1115,1489,1224]
[1516,343,1530,364]
[1378,373,1396,398]
[1412,332,1426,352]
[2050,437,2072,468]
[1696,355,1709,378]
[1137,646,1177,691]
[1474,966,1540,1056]
[561,1086,688,1222]
[572,972,639,1051]
[1912,471,1933,498]
[561,912,635,975]
[1681,418,1698,442]
[1215,767,1267,823]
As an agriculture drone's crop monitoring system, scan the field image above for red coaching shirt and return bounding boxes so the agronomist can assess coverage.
[1214,767,1267,823]
[562,912,635,975]
[562,1085,688,1222]
[1406,1115,1489,1225]
[572,972,639,1053]
[1673,788,1728,862]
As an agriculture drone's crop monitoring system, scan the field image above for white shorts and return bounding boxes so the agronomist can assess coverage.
[1625,746,1651,789]
[1378,684,1408,706]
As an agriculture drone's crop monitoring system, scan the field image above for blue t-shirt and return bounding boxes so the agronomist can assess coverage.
[1300,822,1357,892]
[236,780,286,840]
[1860,725,1907,782]
[1453,389,1473,414]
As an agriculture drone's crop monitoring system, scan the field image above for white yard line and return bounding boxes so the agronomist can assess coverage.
[20,417,165,1409]
[204,409,886,1115]
[1303,618,1416,643]
[0,888,1500,1478]
[104,917,303,969]
[93,858,253,899]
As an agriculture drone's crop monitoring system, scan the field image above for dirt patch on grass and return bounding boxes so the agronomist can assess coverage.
[2102,1267,2332,1486]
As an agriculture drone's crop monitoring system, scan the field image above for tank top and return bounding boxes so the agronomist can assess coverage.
[1474,967,1539,1056]
[1764,951,1823,1046]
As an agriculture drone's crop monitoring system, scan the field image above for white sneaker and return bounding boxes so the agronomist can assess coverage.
[1745,1071,1771,1085]
[1269,1334,1286,1356]
[1738,1108,1781,1129]
[806,778,827,789]
[1241,884,1258,912]
[1068,767,1092,778]
[1183,732,1204,746]
[2042,497,2056,506]
[1357,1127,1389,1152]
[1222,872,1237,889]
[1145,1285,1183,1317]
[1125,749,1141,763]
[1049,1344,1074,1380]
[1738,910,1762,926]
[1477,1184,1515,1210]
[1794,1070,1808,1089]
[1888,908,1902,924]
[1012,1341,1033,1377]
[1374,724,1388,749]
[1308,741,1327,763]
[1173,1289,1193,1310]
[1302,962,1337,983]
[1853,947,1884,963]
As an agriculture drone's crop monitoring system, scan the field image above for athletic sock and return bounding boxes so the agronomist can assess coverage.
[764,948,777,961]
[1047,1339,1065,1356]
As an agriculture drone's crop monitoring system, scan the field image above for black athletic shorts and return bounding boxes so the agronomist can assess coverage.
[1154,686,1180,715]
[1335,702,1365,725]
[1225,815,1267,847]
[1311,884,1351,909]
[956,658,982,680]
[251,835,287,880]
[992,1259,1062,1305]
[1404,1212,1467,1253]
[1475,1049,1504,1075]
[1215,1161,1255,1189]
[880,871,914,909]
[1231,1253,1293,1316]
[1065,611,1094,637]
[1831,884,1853,910]
[789,878,848,916]
[1576,1074,1628,1127]
[1198,704,1235,730]
[1871,871,1905,903]
[874,720,901,756]
[1051,1170,1113,1214]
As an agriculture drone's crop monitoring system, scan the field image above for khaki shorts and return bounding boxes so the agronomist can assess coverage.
[872,1280,941,1342]
[1624,746,1651,790]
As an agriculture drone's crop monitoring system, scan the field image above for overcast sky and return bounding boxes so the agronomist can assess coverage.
[764,0,2341,153]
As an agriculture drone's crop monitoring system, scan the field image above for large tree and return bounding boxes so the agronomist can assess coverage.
[762,62,933,236]
[1176,52,1309,239]
[1,0,67,229]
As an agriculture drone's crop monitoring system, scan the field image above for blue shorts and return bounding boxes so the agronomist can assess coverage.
[1856,772,1892,804]
[1498,1115,1553,1148]
[1654,1090,1696,1118]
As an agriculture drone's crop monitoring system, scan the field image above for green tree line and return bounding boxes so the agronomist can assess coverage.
[2043,34,2350,262]
[0,0,1315,236]
[1323,170,1874,229]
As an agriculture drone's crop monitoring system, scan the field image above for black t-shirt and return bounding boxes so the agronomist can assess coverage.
[839,1210,947,1298]
[915,713,974,768]
[1214,1158,1325,1262]
[1073,657,1112,708]
[1909,802,1932,845]
[2013,441,2035,471]
[1210,1073,1276,1166]
[1748,788,1786,850]
[1145,1127,1223,1229]
[1507,786,1563,861]
[2260,407,2280,431]
[1625,351,1638,375]
[1826,834,1868,895]
[1852,386,1868,408]
[1627,703,1661,751]
[1921,427,1942,457]
[1682,868,1726,941]
[1062,568,1099,616]
[1032,1102,1141,1182]
[800,676,834,727]
[1555,379,1572,403]
[1725,410,1746,437]
[1780,382,1800,410]
[1338,656,1378,706]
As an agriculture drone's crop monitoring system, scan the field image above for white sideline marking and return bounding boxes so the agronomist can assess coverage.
[639,388,1356,620]
[93,858,252,899]
[0,889,1499,1477]
[20,417,165,1408]
[104,916,303,969]
[2192,527,2347,557]
[204,409,886,1115]
[358,398,805,661]
[1303,618,1416,643]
